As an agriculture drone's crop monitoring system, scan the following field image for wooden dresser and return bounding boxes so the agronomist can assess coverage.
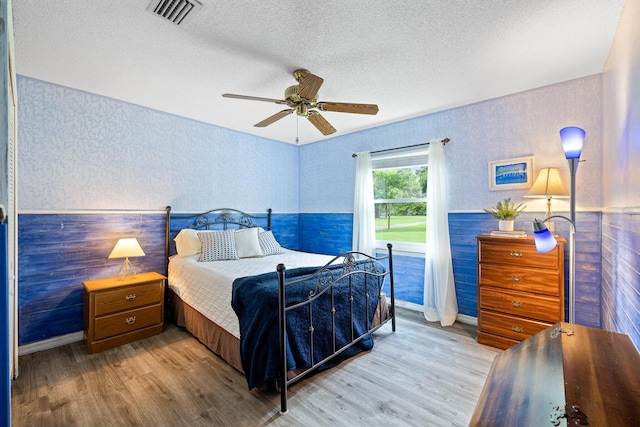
[83,272,165,354]
[470,322,640,426]
[476,235,565,349]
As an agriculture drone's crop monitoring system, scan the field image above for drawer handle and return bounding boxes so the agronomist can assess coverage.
[510,251,523,257]
[510,275,523,282]
[125,316,136,325]
[511,300,524,308]
[511,325,524,333]
[125,294,137,301]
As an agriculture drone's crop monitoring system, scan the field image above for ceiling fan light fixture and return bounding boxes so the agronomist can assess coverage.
[285,85,302,104]
[296,104,309,117]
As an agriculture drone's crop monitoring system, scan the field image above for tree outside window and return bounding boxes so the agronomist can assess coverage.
[373,166,427,248]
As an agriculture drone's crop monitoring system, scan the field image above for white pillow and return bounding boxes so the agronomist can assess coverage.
[259,230,285,256]
[198,230,239,261]
[174,229,202,257]
[235,228,264,258]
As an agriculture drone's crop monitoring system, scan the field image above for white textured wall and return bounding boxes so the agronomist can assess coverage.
[602,0,640,209]
[18,77,299,213]
[18,73,606,215]
[300,76,603,213]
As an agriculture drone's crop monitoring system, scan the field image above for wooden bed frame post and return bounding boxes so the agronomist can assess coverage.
[387,243,396,332]
[276,263,288,414]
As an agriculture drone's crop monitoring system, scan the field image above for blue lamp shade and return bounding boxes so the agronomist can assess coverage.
[560,126,586,159]
[532,219,558,253]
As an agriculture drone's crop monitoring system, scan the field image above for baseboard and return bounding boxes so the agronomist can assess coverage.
[18,331,84,356]
[395,300,478,326]
[456,313,477,326]
[16,310,477,356]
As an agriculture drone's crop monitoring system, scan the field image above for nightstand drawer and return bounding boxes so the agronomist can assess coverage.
[479,310,554,341]
[478,240,561,269]
[479,288,561,323]
[94,304,163,340]
[94,281,163,316]
[478,264,561,296]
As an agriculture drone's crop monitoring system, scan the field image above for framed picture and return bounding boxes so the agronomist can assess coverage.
[488,156,534,191]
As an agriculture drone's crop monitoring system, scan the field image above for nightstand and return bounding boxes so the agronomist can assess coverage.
[83,272,165,354]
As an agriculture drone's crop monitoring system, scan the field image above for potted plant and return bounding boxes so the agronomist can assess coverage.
[484,198,526,231]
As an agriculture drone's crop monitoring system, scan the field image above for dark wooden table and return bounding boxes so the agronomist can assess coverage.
[470,322,640,426]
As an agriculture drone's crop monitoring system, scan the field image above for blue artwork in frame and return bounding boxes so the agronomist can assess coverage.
[488,156,534,191]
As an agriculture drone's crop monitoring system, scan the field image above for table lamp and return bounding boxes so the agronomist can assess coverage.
[524,167,569,232]
[108,238,145,278]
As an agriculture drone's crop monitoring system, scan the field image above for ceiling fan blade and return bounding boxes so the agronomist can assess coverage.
[222,93,287,105]
[307,111,336,135]
[297,72,324,100]
[254,109,294,127]
[317,102,379,115]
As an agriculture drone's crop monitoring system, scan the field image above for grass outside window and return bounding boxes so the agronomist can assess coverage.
[375,215,426,243]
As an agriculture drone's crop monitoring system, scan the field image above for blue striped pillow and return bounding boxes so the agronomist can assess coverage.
[198,230,238,261]
[259,230,285,256]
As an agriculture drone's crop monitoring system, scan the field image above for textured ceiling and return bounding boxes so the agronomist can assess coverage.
[12,0,626,145]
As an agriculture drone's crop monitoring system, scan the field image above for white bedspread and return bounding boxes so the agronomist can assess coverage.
[168,250,339,338]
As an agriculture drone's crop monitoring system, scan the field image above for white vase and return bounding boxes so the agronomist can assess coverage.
[498,220,514,231]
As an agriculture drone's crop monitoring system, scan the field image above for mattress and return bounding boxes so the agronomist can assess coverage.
[167,249,339,339]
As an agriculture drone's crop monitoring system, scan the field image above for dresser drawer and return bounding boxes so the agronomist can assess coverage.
[94,281,163,316]
[478,264,561,296]
[94,304,163,340]
[479,288,562,323]
[478,240,562,269]
[479,310,554,341]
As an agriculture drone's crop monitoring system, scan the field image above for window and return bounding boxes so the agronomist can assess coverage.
[372,149,428,252]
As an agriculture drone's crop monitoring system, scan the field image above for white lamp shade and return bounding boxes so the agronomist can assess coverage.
[108,238,146,259]
[525,168,570,198]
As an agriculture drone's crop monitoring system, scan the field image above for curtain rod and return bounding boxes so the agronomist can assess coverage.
[352,138,450,157]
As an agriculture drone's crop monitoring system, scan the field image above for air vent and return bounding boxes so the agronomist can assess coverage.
[147,0,202,26]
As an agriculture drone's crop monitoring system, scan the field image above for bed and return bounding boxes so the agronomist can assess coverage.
[164,206,395,413]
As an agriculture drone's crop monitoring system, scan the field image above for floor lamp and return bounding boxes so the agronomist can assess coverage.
[532,216,576,324]
[532,126,585,324]
[560,126,585,223]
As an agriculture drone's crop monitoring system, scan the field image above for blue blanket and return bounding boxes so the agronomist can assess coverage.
[231,261,385,390]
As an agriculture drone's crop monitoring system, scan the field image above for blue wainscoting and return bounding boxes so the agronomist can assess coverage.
[17,210,607,347]
[601,212,640,350]
[569,211,602,327]
[18,211,299,346]
[298,213,354,255]
[298,211,604,324]
[18,212,167,345]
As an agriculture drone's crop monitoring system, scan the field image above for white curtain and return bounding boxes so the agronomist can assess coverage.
[352,151,375,257]
[424,140,458,326]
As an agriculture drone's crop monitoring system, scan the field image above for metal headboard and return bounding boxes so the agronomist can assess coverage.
[164,206,272,271]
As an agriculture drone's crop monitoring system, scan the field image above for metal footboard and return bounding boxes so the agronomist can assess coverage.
[276,243,395,414]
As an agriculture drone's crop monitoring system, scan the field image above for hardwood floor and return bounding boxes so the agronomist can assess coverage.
[11,308,500,426]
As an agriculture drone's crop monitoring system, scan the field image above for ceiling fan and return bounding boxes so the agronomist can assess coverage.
[222,69,379,136]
